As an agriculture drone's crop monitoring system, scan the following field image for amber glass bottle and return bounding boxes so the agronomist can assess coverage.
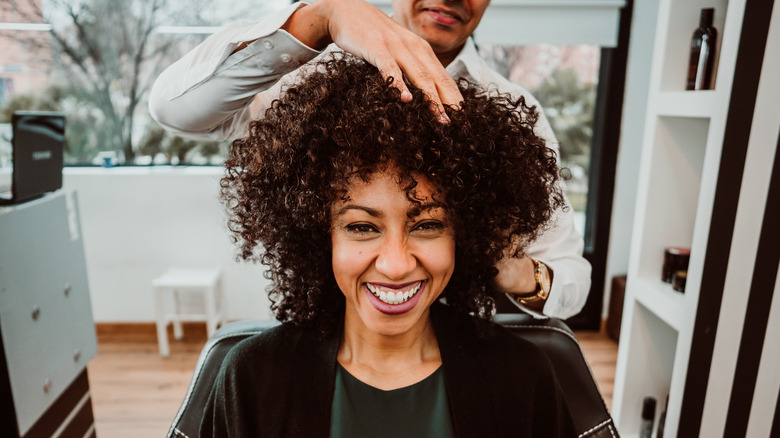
[686,8,718,90]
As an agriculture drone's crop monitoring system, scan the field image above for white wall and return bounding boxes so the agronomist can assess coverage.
[64,167,275,323]
[602,0,659,318]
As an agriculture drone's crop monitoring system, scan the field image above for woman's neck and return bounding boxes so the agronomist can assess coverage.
[337,309,442,390]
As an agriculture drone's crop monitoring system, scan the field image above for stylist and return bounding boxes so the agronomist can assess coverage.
[149,0,591,319]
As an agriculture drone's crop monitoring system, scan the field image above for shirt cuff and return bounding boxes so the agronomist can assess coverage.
[173,2,314,98]
[540,258,586,319]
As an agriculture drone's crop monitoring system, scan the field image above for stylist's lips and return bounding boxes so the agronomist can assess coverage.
[423,8,462,26]
[365,281,425,315]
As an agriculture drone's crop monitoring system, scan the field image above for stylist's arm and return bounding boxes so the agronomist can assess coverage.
[282,0,463,121]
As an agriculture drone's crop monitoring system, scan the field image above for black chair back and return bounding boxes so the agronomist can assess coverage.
[168,315,618,438]
[494,314,618,437]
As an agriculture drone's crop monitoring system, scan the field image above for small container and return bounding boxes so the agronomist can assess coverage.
[663,247,690,283]
[672,270,687,293]
[640,396,656,438]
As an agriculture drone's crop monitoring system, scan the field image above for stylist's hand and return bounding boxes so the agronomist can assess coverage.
[282,0,462,122]
[494,256,537,296]
[493,255,548,312]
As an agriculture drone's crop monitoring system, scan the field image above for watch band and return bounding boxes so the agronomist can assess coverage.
[515,258,551,305]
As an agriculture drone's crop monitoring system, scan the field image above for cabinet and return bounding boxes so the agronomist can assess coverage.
[611,0,745,436]
[0,191,97,437]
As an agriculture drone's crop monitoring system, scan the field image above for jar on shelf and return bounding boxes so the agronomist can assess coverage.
[662,247,690,283]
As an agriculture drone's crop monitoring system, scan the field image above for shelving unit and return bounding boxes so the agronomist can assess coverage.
[654,91,719,118]
[611,0,746,436]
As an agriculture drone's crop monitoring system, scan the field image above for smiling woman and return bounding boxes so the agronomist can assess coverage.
[209,53,572,437]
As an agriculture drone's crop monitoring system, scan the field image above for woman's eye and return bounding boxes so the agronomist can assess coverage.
[412,220,445,233]
[345,223,378,234]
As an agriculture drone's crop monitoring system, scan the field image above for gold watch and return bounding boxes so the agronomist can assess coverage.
[515,258,551,305]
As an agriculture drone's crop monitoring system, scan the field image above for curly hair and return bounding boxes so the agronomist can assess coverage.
[221,54,564,334]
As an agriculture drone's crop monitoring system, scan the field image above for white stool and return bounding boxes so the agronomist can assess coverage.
[153,267,223,357]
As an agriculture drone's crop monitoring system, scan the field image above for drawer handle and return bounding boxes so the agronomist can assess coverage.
[32,305,41,321]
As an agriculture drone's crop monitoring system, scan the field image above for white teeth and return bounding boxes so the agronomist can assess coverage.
[366,282,422,305]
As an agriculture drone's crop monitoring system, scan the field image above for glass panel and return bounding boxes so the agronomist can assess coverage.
[477,43,601,237]
[0,0,293,166]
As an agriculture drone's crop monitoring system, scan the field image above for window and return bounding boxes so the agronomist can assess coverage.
[479,43,600,237]
[468,0,629,327]
[0,0,291,166]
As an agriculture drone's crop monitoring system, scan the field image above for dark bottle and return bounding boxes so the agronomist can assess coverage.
[686,8,718,90]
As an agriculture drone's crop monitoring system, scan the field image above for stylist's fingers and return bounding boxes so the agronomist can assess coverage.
[397,61,451,123]
[322,0,462,121]
[379,41,461,122]
[401,62,462,122]
[374,57,414,102]
[412,38,464,110]
[373,48,449,123]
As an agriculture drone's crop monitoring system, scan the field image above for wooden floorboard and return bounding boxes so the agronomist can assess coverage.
[87,323,617,436]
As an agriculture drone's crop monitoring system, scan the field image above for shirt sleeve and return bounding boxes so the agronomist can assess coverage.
[148,2,320,141]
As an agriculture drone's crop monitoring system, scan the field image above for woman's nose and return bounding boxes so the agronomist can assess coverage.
[375,236,416,280]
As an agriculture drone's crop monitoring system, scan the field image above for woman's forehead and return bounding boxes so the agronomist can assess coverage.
[344,168,437,199]
[330,167,445,217]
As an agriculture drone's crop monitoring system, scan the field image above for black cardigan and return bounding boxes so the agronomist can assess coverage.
[200,303,576,437]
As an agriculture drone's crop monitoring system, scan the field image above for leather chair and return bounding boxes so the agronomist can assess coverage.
[494,314,619,437]
[167,315,618,438]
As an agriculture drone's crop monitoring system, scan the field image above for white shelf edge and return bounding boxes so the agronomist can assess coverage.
[654,90,720,118]
[632,277,685,331]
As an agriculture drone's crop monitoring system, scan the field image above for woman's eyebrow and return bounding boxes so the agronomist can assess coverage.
[418,201,444,211]
[335,205,383,217]
[335,202,444,217]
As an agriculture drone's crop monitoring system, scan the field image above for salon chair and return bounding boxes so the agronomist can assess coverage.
[167,315,618,438]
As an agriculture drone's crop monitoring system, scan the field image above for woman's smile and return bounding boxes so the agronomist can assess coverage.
[366,280,423,305]
[365,280,426,314]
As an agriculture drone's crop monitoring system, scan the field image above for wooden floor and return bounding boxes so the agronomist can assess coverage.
[87,324,618,437]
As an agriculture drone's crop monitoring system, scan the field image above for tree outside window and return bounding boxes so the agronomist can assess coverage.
[0,0,289,165]
[479,44,600,234]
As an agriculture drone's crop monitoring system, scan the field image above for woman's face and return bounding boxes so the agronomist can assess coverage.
[330,168,456,338]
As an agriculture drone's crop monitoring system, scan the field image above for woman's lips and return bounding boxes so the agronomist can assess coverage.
[424,8,462,26]
[364,281,426,315]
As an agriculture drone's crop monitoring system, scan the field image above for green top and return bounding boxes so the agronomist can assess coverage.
[330,363,456,438]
